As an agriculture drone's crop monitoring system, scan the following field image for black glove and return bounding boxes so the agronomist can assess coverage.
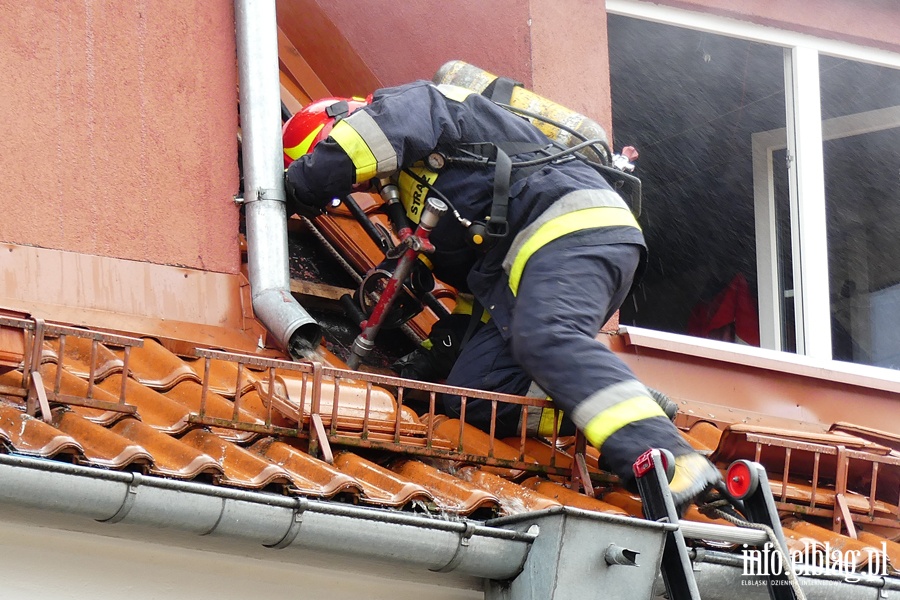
[283,171,326,218]
[392,314,478,382]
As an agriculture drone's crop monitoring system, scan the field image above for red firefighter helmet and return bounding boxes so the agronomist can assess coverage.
[282,96,369,168]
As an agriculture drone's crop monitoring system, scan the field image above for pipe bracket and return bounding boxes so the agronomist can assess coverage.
[266,497,309,549]
[246,187,286,204]
[431,521,476,573]
[100,471,143,524]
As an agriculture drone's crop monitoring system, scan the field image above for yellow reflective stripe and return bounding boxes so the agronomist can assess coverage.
[342,111,398,174]
[451,295,491,323]
[397,162,438,224]
[582,395,666,449]
[284,124,325,161]
[417,254,433,270]
[508,206,641,295]
[537,407,564,437]
[329,120,378,182]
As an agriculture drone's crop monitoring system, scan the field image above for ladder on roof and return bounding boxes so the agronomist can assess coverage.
[633,449,805,600]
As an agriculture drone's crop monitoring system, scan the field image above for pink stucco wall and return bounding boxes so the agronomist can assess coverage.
[302,0,534,91]
[290,0,614,132]
[528,0,612,132]
[0,1,241,274]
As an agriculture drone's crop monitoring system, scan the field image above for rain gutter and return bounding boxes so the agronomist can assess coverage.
[235,0,320,356]
[0,454,535,580]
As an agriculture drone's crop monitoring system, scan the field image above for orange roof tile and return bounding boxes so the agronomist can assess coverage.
[456,466,560,515]
[391,459,499,513]
[46,336,124,382]
[784,518,890,571]
[51,409,152,469]
[0,401,82,457]
[0,324,25,368]
[117,338,201,390]
[38,363,130,426]
[433,418,539,476]
[333,451,434,507]
[163,381,264,443]
[182,355,260,397]
[179,429,292,490]
[110,418,223,479]
[687,421,723,451]
[519,477,629,516]
[98,375,193,434]
[251,438,362,497]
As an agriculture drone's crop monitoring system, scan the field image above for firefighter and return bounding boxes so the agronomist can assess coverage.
[283,80,721,510]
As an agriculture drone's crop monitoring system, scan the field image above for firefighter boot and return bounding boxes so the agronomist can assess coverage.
[668,452,722,516]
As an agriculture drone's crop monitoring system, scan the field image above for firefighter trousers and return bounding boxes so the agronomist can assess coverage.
[443,239,693,480]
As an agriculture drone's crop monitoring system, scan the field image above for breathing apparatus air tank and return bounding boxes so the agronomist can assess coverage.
[433,60,610,164]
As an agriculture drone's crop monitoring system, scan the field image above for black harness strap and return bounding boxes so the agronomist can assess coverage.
[487,146,512,239]
[459,298,485,350]
[446,140,566,244]
[482,76,522,105]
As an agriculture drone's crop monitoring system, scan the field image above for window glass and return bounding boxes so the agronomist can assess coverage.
[820,55,900,368]
[609,15,791,348]
[772,147,796,352]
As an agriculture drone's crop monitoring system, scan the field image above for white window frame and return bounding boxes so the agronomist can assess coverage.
[753,105,900,353]
[606,0,900,370]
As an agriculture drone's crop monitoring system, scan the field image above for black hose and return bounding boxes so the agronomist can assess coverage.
[401,168,466,223]
[340,293,366,328]
[342,195,392,251]
[422,293,451,320]
[494,102,612,165]
[444,140,643,218]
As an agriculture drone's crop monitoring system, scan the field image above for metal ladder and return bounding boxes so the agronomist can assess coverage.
[633,449,804,600]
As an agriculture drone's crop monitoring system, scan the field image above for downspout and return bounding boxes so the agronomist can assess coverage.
[235,0,321,357]
[0,455,534,579]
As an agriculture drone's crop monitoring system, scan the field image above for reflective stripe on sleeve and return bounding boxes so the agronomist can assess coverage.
[571,380,651,430]
[507,206,641,295]
[329,111,398,182]
[581,395,667,449]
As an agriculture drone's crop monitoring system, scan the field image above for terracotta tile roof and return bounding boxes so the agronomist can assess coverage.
[391,458,500,514]
[0,322,603,517]
[1,316,899,579]
[783,517,893,571]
